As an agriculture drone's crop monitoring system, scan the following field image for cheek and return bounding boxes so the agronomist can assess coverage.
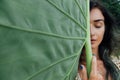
[98,28,105,43]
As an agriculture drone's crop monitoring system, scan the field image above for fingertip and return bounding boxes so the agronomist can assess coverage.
[93,55,96,61]
[79,65,87,72]
[79,65,87,80]
[92,54,96,60]
[79,65,83,70]
[79,65,86,72]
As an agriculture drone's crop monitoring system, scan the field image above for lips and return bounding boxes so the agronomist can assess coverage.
[91,39,96,44]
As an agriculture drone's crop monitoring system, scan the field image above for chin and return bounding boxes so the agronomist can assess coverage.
[91,45,98,49]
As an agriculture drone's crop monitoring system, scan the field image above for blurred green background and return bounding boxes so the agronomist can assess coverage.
[101,0,120,26]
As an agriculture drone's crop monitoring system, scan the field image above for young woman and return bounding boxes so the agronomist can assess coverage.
[76,0,120,80]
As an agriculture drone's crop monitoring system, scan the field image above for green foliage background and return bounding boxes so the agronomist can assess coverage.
[101,0,120,26]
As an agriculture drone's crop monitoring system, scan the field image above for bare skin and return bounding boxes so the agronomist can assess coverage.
[78,8,112,80]
[79,56,107,80]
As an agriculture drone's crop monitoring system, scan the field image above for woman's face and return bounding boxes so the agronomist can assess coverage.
[90,8,105,49]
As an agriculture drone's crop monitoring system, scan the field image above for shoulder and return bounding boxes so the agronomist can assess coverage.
[111,56,120,71]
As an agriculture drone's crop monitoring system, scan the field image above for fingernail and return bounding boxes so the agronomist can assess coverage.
[92,53,96,56]
[79,65,83,70]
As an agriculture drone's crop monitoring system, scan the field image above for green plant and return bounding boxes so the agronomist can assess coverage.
[0,0,92,80]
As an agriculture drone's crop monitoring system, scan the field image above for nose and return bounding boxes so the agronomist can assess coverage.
[90,25,95,36]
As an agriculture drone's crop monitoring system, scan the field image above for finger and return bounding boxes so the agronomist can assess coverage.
[98,74,104,80]
[79,65,88,80]
[91,55,97,74]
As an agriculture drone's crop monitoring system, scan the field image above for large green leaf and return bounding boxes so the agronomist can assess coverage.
[0,0,90,80]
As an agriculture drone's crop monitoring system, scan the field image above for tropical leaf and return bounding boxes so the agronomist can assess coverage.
[0,0,91,80]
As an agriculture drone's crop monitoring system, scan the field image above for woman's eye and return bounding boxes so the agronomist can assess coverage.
[94,22,104,28]
[95,26,101,28]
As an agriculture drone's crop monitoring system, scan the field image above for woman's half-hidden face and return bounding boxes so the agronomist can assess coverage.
[90,8,105,49]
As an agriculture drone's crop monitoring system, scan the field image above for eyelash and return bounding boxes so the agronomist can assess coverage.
[95,26,101,28]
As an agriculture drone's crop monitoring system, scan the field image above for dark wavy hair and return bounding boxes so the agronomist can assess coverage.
[90,0,120,80]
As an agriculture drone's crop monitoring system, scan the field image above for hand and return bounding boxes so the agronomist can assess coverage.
[79,56,104,80]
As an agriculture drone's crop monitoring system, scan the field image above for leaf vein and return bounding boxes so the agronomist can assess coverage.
[25,54,78,80]
[47,0,87,32]
[0,23,86,40]
[75,0,87,21]
[62,40,86,80]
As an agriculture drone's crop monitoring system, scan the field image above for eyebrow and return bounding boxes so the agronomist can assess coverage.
[94,19,104,22]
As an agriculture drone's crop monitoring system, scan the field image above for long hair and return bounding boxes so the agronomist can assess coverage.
[90,0,119,80]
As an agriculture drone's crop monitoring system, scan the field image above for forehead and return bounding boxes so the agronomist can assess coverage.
[90,8,104,22]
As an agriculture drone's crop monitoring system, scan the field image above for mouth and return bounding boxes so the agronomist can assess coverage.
[91,39,96,44]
